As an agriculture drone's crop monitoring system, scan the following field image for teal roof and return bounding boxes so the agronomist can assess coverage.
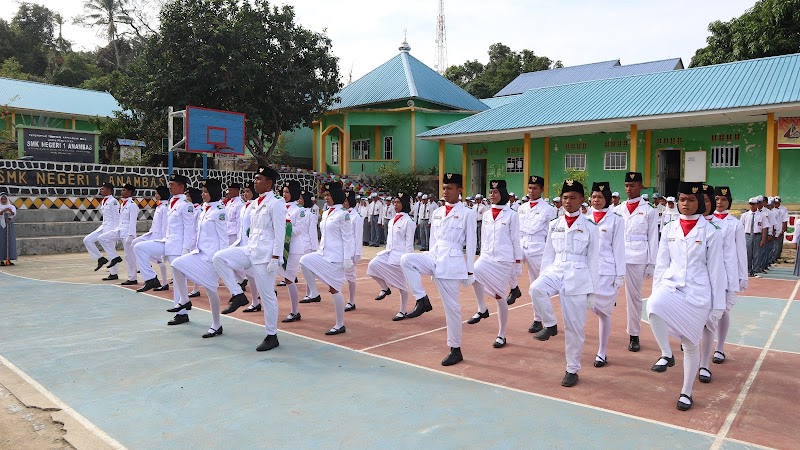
[330,47,488,112]
[420,53,800,139]
[0,77,121,118]
[481,95,521,108]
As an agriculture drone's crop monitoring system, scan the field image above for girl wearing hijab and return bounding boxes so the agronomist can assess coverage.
[129,186,170,289]
[468,180,522,349]
[279,181,318,323]
[647,181,725,411]
[587,182,625,368]
[229,182,262,313]
[367,192,415,320]
[343,190,364,312]
[299,181,355,335]
[0,192,17,266]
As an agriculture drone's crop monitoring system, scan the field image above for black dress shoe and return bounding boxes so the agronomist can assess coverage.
[244,304,262,313]
[325,326,346,335]
[299,295,321,304]
[102,274,119,281]
[276,281,286,287]
[282,312,301,322]
[345,302,356,312]
[493,336,507,348]
[628,335,641,352]
[392,312,408,321]
[375,288,392,300]
[221,293,249,314]
[153,284,170,291]
[594,355,607,368]
[167,301,192,312]
[651,355,676,372]
[467,309,489,324]
[562,371,579,387]
[106,256,123,269]
[202,326,223,338]
[94,257,108,271]
[136,277,161,293]
[406,295,432,318]
[533,325,558,341]
[239,279,248,290]
[528,321,543,333]
[167,314,189,325]
[256,334,279,351]
[676,394,693,411]
[713,351,725,364]
[120,279,138,286]
[441,347,463,366]
[699,367,712,383]
[506,286,521,305]
[188,291,200,298]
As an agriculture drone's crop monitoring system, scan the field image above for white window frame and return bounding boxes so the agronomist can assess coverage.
[711,145,740,168]
[604,151,628,170]
[506,157,524,173]
[564,153,587,171]
[351,139,370,160]
[383,136,393,160]
[331,141,339,165]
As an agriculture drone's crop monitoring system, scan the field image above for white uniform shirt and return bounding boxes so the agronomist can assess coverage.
[479,205,522,262]
[661,206,680,229]
[143,202,168,240]
[192,201,228,262]
[474,202,488,222]
[589,208,626,277]
[709,211,748,292]
[224,196,245,238]
[287,202,316,255]
[382,202,394,221]
[158,194,196,256]
[758,208,774,236]
[778,205,789,232]
[379,212,415,265]
[114,197,140,238]
[417,202,435,224]
[518,198,557,256]
[247,192,287,264]
[616,197,659,265]
[98,195,120,232]
[233,200,255,247]
[348,207,363,260]
[740,209,767,234]
[317,204,355,263]
[540,212,600,295]
[654,216,726,310]
[428,202,477,279]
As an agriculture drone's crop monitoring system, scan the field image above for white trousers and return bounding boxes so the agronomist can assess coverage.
[171,253,221,327]
[213,247,278,335]
[84,228,118,275]
[523,252,543,322]
[529,273,588,373]
[100,231,137,280]
[625,263,647,336]
[400,252,463,348]
[134,240,172,282]
[132,235,168,283]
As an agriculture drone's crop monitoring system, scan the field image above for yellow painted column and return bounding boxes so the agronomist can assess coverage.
[312,123,318,172]
[644,129,652,187]
[461,144,468,194]
[438,139,446,198]
[342,114,349,176]
[411,110,416,171]
[523,133,531,193]
[766,113,777,195]
[72,117,76,130]
[630,124,638,172]
[374,126,381,160]
[543,137,550,199]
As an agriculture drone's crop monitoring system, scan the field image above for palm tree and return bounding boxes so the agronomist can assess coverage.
[77,0,131,67]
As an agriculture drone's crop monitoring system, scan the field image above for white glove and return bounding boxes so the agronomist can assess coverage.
[587,294,597,310]
[710,309,724,323]
[182,248,191,256]
[343,259,353,270]
[267,259,279,273]
[462,274,475,287]
[739,279,748,292]
[613,276,625,289]
[644,264,655,279]
[354,256,361,265]
[513,263,523,279]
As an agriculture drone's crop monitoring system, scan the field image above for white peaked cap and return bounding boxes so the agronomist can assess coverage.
[612,192,620,197]
[421,194,428,200]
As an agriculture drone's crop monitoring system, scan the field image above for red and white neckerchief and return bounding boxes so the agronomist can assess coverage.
[592,209,607,224]
[680,217,699,236]
[393,213,402,224]
[170,197,179,208]
[714,211,728,220]
[529,201,538,208]
[122,199,128,207]
[626,198,639,214]
[445,203,455,216]
[258,194,268,206]
[491,206,502,220]
[564,211,581,228]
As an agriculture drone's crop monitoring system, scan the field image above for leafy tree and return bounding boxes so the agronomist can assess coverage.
[75,0,132,68]
[51,52,104,87]
[445,43,562,98]
[0,58,43,82]
[11,2,56,76]
[691,0,800,67]
[123,0,341,164]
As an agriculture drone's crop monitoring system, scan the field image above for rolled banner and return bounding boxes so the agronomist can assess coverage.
[282,221,293,270]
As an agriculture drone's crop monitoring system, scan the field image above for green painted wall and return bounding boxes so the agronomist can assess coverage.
[779,148,800,204]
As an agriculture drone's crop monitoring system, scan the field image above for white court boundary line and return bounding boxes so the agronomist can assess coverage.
[0,354,126,450]
[0,270,785,448]
[710,278,800,450]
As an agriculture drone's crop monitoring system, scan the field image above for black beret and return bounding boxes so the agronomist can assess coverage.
[170,173,190,186]
[678,181,705,215]
[256,165,279,183]
[625,172,643,183]
[443,172,463,187]
[155,185,169,200]
[561,179,585,196]
[528,175,544,187]
[101,182,114,189]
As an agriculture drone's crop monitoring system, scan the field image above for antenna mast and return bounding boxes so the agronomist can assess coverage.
[434,0,447,75]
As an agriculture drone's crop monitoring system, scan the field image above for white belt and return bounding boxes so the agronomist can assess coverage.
[436,239,462,250]
[626,234,648,241]
[559,253,587,263]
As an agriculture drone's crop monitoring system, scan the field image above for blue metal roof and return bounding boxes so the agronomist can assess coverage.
[0,77,121,118]
[330,49,488,112]
[480,95,521,108]
[494,58,683,97]
[419,53,800,139]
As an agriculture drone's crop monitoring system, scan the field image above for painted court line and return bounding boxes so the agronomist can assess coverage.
[710,278,800,450]
[0,354,126,450]
[0,271,778,448]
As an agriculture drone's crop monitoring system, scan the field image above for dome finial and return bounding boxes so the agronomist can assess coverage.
[399,28,410,52]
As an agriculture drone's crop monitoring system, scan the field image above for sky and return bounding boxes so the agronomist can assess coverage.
[1,0,757,83]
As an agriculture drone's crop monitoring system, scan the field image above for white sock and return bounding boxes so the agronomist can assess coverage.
[332,292,345,328]
[716,310,731,354]
[700,326,715,369]
[376,278,388,290]
[207,288,222,329]
[496,298,508,338]
[287,282,299,314]
[158,261,167,282]
[472,283,487,312]
[348,281,357,304]
[648,313,673,362]
[597,313,611,360]
[301,264,320,298]
[399,289,409,312]
[681,338,700,403]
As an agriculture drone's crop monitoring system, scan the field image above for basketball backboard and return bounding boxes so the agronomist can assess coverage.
[185,106,246,156]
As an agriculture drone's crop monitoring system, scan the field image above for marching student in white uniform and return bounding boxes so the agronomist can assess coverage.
[700,186,748,374]
[212,166,286,351]
[616,172,659,353]
[133,174,197,326]
[774,196,788,261]
[469,180,522,349]
[224,182,248,289]
[611,192,621,208]
[647,181,725,411]
[508,176,556,332]
[661,197,680,229]
[740,198,768,277]
[100,183,140,284]
[367,193,384,247]
[84,182,120,277]
[129,185,170,290]
[299,182,355,335]
[367,192,415,320]
[358,197,370,246]
[552,197,564,218]
[227,182,262,314]
[168,179,229,338]
[530,180,599,387]
[380,197,393,246]
[473,193,488,254]
[400,173,477,366]
[343,190,364,312]
[278,186,318,322]
[587,182,625,368]
[417,195,435,251]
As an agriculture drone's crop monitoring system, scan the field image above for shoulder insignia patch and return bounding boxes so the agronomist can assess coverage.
[188,206,194,213]
[217,204,224,209]
[300,210,306,217]
[345,213,350,221]
[710,222,720,230]
[218,213,226,221]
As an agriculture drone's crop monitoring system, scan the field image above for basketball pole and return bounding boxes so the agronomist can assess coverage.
[202,154,208,178]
